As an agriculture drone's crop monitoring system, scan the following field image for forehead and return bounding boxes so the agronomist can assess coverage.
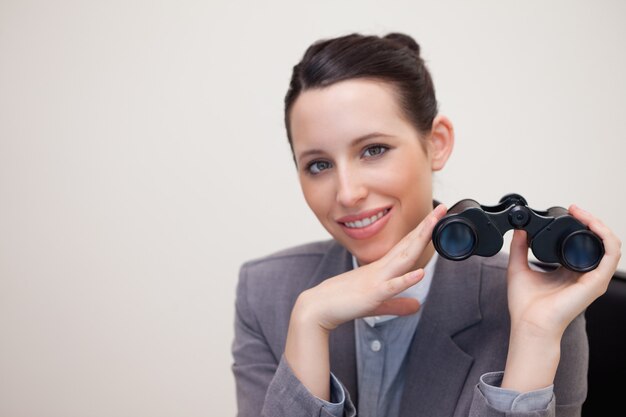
[289,79,415,153]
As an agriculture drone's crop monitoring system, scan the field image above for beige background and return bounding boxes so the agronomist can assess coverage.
[1,1,624,416]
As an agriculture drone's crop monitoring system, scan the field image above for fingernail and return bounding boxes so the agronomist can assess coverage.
[410,269,423,280]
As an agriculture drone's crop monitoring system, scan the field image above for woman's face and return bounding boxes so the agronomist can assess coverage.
[290,78,449,265]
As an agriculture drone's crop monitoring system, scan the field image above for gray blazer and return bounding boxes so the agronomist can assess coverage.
[232,240,588,417]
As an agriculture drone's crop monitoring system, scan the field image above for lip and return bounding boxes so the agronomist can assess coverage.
[336,206,393,240]
[336,206,392,223]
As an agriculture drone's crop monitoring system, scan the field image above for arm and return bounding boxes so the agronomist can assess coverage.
[284,205,448,400]
[473,205,620,416]
[231,264,280,417]
[232,262,353,417]
[502,205,620,392]
[470,312,588,417]
[468,206,616,417]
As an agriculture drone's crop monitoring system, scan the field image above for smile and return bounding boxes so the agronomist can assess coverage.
[342,208,390,229]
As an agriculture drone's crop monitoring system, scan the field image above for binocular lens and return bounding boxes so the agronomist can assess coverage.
[561,230,604,272]
[437,220,477,260]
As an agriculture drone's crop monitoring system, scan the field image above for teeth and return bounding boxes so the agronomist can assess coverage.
[344,209,388,229]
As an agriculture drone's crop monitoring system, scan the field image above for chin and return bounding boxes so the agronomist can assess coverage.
[346,240,392,266]
[326,224,398,265]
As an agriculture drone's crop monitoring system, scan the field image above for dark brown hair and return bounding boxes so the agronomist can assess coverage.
[284,32,438,153]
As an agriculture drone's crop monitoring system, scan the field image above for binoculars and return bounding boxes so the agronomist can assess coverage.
[432,194,604,272]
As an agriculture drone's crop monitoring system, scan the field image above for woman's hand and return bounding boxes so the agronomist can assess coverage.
[502,204,622,391]
[295,203,448,332]
[284,203,448,400]
[507,205,621,337]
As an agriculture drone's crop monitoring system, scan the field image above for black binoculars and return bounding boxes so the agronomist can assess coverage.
[432,194,604,272]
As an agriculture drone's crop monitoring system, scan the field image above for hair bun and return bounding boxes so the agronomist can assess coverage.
[384,32,421,56]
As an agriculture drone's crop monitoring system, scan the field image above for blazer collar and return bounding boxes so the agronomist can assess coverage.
[398,255,483,417]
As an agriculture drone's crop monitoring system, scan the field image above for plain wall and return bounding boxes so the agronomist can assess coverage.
[1,1,624,416]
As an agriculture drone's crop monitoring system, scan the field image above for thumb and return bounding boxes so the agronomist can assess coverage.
[372,298,420,317]
[508,229,531,275]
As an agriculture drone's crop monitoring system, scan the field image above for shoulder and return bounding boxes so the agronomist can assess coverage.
[476,251,549,278]
[234,240,346,343]
[437,251,509,284]
[478,251,509,278]
[474,252,510,308]
[237,239,343,302]
[242,239,337,270]
[240,239,339,284]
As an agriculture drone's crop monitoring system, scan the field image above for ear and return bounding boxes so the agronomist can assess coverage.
[427,114,454,171]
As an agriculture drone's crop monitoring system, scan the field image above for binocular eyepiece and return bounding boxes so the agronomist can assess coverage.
[432,194,604,272]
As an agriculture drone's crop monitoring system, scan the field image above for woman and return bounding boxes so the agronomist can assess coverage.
[232,32,621,417]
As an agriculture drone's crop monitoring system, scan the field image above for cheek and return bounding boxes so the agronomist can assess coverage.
[300,178,332,220]
[374,164,427,196]
[377,160,432,217]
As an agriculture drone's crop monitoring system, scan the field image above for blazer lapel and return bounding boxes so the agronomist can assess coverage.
[305,241,359,405]
[399,256,483,417]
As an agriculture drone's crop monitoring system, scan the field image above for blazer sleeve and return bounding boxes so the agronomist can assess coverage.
[232,263,356,417]
[467,311,588,417]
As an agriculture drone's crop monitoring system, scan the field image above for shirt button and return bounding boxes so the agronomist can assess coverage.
[371,340,382,352]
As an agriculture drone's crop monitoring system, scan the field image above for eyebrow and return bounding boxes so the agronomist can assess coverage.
[296,132,393,164]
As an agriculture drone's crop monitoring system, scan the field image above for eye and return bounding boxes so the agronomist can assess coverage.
[362,144,389,158]
[306,160,332,175]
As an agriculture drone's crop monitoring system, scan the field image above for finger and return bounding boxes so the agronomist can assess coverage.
[379,268,425,300]
[569,205,619,247]
[569,205,621,294]
[385,204,448,272]
[508,229,531,275]
[569,204,622,265]
[569,205,610,236]
[372,297,420,316]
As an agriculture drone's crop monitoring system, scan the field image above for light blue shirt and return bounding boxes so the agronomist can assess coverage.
[317,253,553,416]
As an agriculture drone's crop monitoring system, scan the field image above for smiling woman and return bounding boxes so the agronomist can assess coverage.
[289,78,453,265]
[231,33,621,417]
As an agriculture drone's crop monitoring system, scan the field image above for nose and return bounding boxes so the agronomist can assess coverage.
[336,166,368,207]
